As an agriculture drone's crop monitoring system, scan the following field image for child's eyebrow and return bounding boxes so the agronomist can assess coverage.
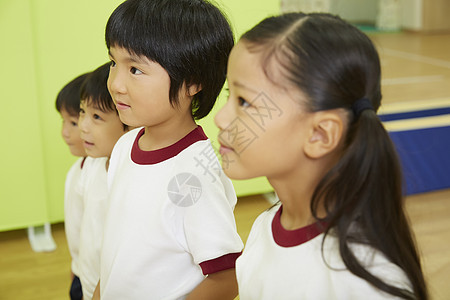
[128,53,147,64]
[108,50,147,65]
[232,80,259,94]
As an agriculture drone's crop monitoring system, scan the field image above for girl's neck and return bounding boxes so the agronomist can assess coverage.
[140,115,197,151]
[268,163,327,230]
[270,179,315,230]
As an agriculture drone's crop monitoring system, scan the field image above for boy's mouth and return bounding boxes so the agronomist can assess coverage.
[84,141,94,148]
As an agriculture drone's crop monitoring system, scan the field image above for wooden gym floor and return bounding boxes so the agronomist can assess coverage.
[0,31,449,299]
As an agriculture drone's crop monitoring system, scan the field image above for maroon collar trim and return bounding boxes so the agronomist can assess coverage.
[80,157,87,169]
[272,206,325,247]
[131,126,208,165]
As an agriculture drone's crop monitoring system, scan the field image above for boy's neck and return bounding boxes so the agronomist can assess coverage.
[139,117,198,151]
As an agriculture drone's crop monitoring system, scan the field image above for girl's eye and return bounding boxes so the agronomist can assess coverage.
[238,97,250,108]
[130,67,143,75]
[93,114,102,120]
[71,121,78,127]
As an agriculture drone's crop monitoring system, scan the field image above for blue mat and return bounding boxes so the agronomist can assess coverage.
[379,104,450,195]
[389,126,450,195]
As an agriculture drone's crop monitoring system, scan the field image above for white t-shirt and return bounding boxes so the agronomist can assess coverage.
[77,156,109,300]
[64,157,86,277]
[100,127,243,300]
[237,205,412,300]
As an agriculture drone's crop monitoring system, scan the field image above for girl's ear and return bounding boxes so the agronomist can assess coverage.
[304,110,345,159]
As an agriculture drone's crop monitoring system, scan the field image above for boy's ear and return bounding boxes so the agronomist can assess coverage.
[304,111,345,159]
[186,83,202,97]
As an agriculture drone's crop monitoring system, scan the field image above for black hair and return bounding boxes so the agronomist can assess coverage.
[55,73,89,116]
[81,63,115,112]
[105,0,234,119]
[80,62,128,130]
[242,13,428,300]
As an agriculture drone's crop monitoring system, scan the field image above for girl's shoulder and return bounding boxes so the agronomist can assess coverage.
[253,204,280,226]
[245,204,280,244]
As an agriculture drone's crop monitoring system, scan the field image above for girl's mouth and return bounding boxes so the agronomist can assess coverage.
[218,141,234,156]
[116,102,131,110]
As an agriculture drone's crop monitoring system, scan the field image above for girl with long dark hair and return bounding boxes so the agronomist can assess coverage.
[215,12,428,299]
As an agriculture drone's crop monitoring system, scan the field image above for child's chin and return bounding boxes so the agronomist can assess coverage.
[222,166,251,180]
[70,148,87,157]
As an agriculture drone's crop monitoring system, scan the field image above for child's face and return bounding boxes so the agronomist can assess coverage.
[107,46,189,128]
[60,109,86,157]
[215,42,313,180]
[78,100,126,158]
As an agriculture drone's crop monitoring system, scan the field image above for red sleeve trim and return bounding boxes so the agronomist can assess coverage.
[199,252,242,275]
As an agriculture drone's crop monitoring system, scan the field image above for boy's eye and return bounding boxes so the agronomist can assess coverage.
[238,97,250,108]
[93,114,102,120]
[130,67,143,75]
[71,121,78,127]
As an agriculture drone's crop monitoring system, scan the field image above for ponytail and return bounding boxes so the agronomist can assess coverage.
[312,110,428,299]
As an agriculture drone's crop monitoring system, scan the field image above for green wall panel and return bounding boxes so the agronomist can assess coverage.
[1,0,278,230]
[0,0,48,231]
[30,0,124,223]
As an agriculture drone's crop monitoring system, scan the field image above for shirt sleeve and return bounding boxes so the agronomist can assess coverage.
[182,155,244,273]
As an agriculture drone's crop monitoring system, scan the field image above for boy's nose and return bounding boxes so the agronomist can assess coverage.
[108,69,126,96]
[61,123,70,138]
[78,116,88,133]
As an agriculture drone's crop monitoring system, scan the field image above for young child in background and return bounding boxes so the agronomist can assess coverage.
[97,0,243,299]
[215,13,428,300]
[55,72,89,300]
[76,62,129,300]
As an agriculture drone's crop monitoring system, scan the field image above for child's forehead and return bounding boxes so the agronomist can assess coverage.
[81,98,101,109]
[60,108,79,118]
[81,97,116,114]
[109,46,149,64]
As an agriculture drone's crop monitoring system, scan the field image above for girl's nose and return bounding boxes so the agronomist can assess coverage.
[214,100,233,131]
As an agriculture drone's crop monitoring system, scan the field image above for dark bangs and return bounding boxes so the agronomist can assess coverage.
[80,63,115,113]
[56,73,89,116]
